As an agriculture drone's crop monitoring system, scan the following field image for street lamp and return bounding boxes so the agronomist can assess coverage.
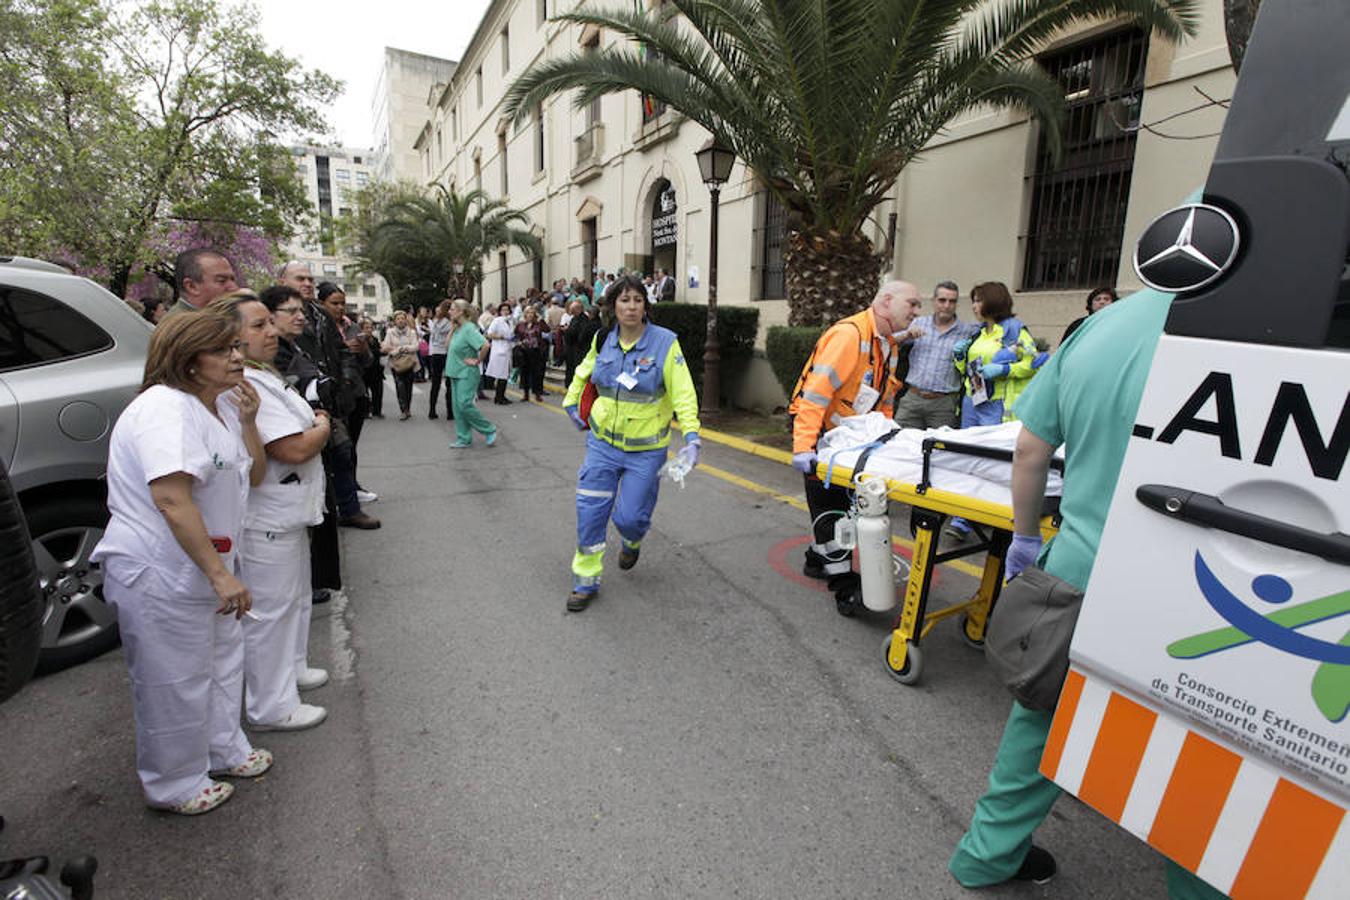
[452,257,465,299]
[695,138,736,414]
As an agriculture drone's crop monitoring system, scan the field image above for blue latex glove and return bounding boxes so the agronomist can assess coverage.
[991,347,1018,366]
[677,435,701,469]
[1005,533,1043,580]
[791,451,817,474]
[564,405,586,430]
[952,338,974,361]
[982,361,1011,379]
[1031,351,1050,369]
[1000,317,1024,346]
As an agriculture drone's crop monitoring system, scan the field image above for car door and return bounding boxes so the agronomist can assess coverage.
[0,377,16,469]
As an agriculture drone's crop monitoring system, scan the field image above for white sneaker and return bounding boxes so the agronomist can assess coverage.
[296,667,329,690]
[356,489,379,503]
[248,703,328,732]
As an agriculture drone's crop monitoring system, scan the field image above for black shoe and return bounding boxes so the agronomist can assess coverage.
[618,546,640,570]
[567,590,593,612]
[429,411,438,420]
[338,512,382,530]
[802,558,828,580]
[312,589,331,605]
[1012,846,1056,885]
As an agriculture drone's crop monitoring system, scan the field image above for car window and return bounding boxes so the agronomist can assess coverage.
[0,285,114,372]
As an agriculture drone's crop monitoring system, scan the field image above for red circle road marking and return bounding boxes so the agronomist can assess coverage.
[766,534,938,593]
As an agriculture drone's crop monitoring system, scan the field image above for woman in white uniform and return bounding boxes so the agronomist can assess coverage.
[484,301,515,405]
[92,309,270,816]
[212,293,330,732]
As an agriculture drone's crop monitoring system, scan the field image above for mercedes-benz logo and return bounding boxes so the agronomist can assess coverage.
[1133,203,1240,293]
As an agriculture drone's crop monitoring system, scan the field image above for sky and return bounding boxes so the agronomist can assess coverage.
[254,0,493,148]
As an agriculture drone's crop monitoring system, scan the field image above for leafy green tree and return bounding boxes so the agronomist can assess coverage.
[504,0,1199,326]
[0,0,339,295]
[354,185,543,310]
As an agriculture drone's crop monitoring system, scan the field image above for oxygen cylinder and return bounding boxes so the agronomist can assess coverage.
[854,477,896,612]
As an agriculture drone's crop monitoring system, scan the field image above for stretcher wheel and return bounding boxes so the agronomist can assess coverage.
[959,614,985,649]
[881,634,923,685]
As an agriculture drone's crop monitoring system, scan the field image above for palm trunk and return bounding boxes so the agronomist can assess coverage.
[784,228,886,327]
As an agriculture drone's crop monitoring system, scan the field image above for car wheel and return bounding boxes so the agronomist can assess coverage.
[0,458,43,702]
[26,495,119,672]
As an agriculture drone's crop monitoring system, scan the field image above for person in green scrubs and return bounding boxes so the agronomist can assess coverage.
[948,285,1223,899]
[444,299,498,449]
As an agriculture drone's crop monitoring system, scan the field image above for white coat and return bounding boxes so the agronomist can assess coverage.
[485,315,515,380]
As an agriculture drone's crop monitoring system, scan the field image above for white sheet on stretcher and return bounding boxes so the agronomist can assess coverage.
[815,413,1064,505]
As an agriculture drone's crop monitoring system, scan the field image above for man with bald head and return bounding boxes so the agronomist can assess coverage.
[786,280,920,606]
[279,260,317,302]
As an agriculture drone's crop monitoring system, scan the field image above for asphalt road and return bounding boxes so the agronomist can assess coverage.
[0,382,1167,899]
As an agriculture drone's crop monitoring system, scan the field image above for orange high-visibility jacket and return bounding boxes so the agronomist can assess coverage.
[788,309,901,454]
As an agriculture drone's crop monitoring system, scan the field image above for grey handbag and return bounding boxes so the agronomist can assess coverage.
[984,567,1086,711]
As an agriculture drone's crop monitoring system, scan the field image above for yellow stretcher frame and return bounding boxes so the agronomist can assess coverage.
[820,458,1058,686]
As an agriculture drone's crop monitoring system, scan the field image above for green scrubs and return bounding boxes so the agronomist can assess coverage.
[949,288,1225,900]
[445,324,496,446]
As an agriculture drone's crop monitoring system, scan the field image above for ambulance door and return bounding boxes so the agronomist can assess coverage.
[1049,2,1350,896]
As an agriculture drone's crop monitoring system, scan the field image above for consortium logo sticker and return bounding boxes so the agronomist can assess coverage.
[1167,552,1350,721]
[1133,203,1240,293]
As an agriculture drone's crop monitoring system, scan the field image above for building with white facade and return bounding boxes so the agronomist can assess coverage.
[286,144,393,320]
[371,48,459,184]
[417,0,1235,406]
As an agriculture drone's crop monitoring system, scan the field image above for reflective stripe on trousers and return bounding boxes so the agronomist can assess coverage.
[572,434,666,592]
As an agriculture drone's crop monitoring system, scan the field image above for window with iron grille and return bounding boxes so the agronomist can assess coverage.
[1022,29,1148,291]
[760,191,787,300]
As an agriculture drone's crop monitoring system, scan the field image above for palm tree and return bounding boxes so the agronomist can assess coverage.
[504,0,1199,326]
[361,185,543,308]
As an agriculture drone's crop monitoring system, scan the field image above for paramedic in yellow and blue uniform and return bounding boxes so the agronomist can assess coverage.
[561,274,701,613]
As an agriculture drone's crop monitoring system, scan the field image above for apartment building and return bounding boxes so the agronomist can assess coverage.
[287,144,393,320]
[371,47,459,184]
[419,0,1234,403]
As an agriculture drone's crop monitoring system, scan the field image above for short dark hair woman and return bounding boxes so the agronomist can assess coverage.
[1060,286,1117,344]
[559,274,702,612]
[91,309,271,815]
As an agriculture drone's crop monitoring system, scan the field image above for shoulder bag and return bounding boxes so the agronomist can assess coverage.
[984,567,1085,711]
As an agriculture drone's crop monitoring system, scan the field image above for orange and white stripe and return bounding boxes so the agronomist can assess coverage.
[1041,668,1349,899]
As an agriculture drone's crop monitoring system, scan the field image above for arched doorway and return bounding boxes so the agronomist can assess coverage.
[650,178,677,281]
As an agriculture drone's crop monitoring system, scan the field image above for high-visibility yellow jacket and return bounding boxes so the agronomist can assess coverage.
[564,323,701,451]
[954,319,1040,420]
[787,309,901,454]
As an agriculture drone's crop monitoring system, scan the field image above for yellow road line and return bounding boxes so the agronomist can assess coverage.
[532,396,983,578]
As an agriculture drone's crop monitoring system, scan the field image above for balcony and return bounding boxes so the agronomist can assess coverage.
[572,123,604,183]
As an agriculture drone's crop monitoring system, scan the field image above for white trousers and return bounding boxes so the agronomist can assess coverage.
[239,528,309,724]
[106,569,253,807]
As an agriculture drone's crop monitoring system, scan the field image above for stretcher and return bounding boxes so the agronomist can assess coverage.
[819,436,1060,686]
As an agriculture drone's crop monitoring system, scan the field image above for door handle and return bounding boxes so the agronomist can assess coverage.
[1136,484,1350,566]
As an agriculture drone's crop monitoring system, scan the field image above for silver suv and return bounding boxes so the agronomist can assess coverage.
[0,257,150,669]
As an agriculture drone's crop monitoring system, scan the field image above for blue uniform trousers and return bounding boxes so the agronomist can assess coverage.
[948,396,1007,535]
[572,435,666,593]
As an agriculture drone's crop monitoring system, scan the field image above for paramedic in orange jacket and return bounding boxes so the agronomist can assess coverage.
[788,280,922,604]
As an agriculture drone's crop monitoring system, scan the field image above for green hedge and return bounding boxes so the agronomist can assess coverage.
[647,303,759,402]
[766,325,824,399]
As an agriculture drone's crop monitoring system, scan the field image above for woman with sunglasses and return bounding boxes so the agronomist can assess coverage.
[91,307,270,816]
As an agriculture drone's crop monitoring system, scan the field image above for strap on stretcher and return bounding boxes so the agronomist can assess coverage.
[823,427,903,490]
